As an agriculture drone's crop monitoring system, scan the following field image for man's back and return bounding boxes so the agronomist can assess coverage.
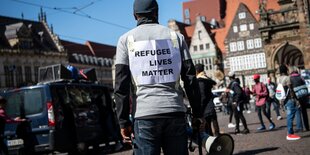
[115,23,194,118]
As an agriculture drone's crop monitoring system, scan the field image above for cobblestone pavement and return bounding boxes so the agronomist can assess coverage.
[109,106,310,155]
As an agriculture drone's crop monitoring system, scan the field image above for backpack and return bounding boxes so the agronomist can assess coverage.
[275,83,288,101]
[290,76,308,99]
[293,85,308,99]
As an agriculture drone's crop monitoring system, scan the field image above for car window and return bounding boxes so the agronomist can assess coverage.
[6,92,23,117]
[5,88,44,117]
[24,89,44,115]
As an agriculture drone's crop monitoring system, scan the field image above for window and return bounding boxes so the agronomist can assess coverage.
[185,19,191,25]
[239,12,246,19]
[6,88,44,117]
[229,42,237,52]
[249,23,254,30]
[209,58,213,70]
[200,16,206,22]
[199,44,204,50]
[24,89,44,115]
[237,41,245,51]
[25,66,32,83]
[184,9,190,18]
[193,45,198,51]
[246,39,254,49]
[233,26,238,33]
[4,65,14,87]
[205,43,210,49]
[34,66,39,82]
[15,66,23,86]
[254,38,262,48]
[198,30,202,40]
[240,24,247,31]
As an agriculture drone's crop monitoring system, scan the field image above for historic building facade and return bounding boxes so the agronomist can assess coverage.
[0,12,116,91]
[225,3,268,87]
[259,0,310,81]
[0,14,67,90]
[189,17,223,82]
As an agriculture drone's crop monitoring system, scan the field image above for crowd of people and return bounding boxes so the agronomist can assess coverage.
[217,64,309,141]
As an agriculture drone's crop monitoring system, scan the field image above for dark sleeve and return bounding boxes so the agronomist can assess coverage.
[197,79,206,108]
[232,83,243,103]
[114,64,132,128]
[210,78,217,86]
[181,60,202,118]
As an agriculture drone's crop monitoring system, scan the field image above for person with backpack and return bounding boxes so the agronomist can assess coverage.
[226,71,249,134]
[289,66,309,131]
[266,77,282,120]
[276,65,302,140]
[252,74,275,131]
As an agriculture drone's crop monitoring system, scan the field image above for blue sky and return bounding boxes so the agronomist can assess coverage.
[0,0,188,46]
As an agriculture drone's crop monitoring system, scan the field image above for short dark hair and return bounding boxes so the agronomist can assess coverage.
[279,65,288,74]
[195,64,204,73]
[0,96,7,104]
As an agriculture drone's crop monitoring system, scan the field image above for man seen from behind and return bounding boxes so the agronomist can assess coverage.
[114,0,204,154]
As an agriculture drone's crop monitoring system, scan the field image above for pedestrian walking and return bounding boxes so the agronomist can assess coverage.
[219,91,230,115]
[289,66,309,131]
[226,72,249,134]
[277,65,302,140]
[195,64,220,136]
[266,77,282,120]
[114,0,204,154]
[243,85,252,114]
[252,74,276,131]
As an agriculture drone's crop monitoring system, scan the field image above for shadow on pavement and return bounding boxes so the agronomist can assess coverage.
[234,147,279,155]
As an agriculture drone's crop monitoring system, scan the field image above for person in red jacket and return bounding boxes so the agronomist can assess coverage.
[252,74,275,131]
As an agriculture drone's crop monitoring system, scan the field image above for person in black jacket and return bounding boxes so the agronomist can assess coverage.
[195,64,220,136]
[226,72,249,134]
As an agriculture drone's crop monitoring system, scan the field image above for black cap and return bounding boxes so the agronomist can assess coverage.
[195,64,204,73]
[134,0,158,14]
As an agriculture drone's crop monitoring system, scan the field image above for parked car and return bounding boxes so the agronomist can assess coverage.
[2,64,122,155]
[212,88,226,112]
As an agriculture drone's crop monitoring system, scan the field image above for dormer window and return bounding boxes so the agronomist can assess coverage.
[239,12,246,19]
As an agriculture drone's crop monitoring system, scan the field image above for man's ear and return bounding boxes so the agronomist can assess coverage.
[134,13,138,20]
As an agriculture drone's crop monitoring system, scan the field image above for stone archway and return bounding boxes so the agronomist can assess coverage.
[274,43,305,69]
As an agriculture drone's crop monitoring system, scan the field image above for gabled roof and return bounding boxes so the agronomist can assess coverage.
[85,41,116,59]
[61,39,115,67]
[0,15,62,51]
[183,0,222,24]
[168,19,192,45]
[217,0,281,53]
